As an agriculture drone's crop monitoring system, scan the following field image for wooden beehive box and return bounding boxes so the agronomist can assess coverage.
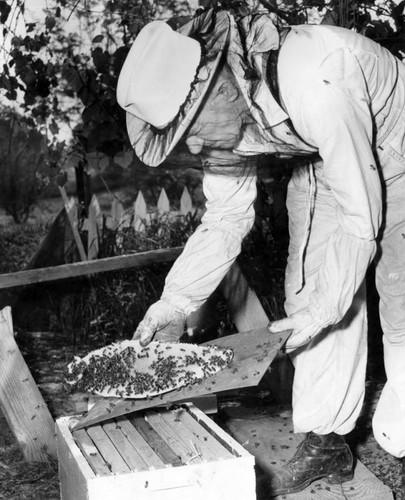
[56,403,256,500]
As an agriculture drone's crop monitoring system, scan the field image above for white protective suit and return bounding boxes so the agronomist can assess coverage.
[161,25,405,457]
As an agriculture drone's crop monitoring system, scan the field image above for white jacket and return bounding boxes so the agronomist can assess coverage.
[162,25,404,326]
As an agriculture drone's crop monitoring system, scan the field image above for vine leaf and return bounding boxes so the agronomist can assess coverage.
[0,0,11,24]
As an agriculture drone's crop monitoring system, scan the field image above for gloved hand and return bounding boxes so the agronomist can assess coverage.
[268,309,326,353]
[133,299,186,347]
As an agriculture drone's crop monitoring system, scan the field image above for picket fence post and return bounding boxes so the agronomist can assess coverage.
[87,195,102,260]
[110,198,125,231]
[180,186,193,216]
[133,191,148,232]
[157,188,170,215]
[70,186,196,250]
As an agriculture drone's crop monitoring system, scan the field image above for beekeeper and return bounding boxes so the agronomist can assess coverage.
[117,6,405,496]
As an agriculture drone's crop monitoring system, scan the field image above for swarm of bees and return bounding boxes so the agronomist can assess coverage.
[64,340,233,399]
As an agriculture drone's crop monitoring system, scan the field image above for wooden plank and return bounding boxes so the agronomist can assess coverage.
[86,425,131,474]
[186,292,221,341]
[72,428,111,476]
[188,403,251,459]
[180,187,193,216]
[130,414,183,466]
[73,328,291,430]
[57,418,94,500]
[109,199,125,231]
[177,394,217,414]
[0,306,56,461]
[87,195,101,260]
[116,417,167,469]
[102,421,149,471]
[24,208,67,270]
[224,406,394,500]
[59,186,87,261]
[145,411,203,464]
[178,409,234,458]
[157,188,170,215]
[133,191,148,231]
[161,407,233,461]
[221,261,294,404]
[0,246,183,290]
[220,261,269,332]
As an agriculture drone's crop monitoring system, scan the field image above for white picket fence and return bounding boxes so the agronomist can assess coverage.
[109,185,195,232]
[61,186,196,261]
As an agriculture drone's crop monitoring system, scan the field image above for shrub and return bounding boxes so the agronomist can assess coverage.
[0,224,48,274]
[0,110,50,223]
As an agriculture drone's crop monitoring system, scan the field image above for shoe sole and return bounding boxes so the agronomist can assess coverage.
[271,471,354,496]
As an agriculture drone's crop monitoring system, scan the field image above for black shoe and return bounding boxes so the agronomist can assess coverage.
[270,432,354,496]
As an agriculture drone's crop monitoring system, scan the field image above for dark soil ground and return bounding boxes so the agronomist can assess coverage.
[0,330,403,500]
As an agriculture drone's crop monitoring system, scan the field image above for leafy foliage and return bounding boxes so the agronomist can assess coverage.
[0,223,48,274]
[0,110,53,223]
[0,0,197,175]
[1,0,405,179]
[4,207,200,345]
[0,0,404,342]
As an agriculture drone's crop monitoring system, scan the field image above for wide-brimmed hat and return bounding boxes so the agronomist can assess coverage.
[117,21,203,130]
[117,8,281,167]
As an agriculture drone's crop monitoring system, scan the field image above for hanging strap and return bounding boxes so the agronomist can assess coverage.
[266,29,320,156]
[266,31,318,293]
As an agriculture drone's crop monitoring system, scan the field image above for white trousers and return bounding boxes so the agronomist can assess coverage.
[285,166,405,458]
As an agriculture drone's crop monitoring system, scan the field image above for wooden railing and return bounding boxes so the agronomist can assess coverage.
[0,186,197,290]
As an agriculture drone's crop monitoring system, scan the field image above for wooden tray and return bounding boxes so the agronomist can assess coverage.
[73,328,290,430]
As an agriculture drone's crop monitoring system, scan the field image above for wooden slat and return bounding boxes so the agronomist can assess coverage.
[59,186,87,261]
[57,419,94,500]
[0,307,56,462]
[130,414,183,466]
[157,188,170,215]
[188,403,250,459]
[174,408,234,459]
[176,394,218,414]
[87,195,101,260]
[180,186,193,216]
[221,261,294,404]
[0,247,183,290]
[145,411,203,464]
[86,425,131,474]
[133,191,148,231]
[72,428,111,476]
[220,261,269,332]
[109,199,125,230]
[102,421,149,471]
[158,408,230,461]
[117,417,166,469]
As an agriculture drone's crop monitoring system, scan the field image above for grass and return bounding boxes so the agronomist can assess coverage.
[0,224,49,275]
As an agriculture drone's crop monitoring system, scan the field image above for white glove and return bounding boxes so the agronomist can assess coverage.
[133,299,186,347]
[268,309,326,353]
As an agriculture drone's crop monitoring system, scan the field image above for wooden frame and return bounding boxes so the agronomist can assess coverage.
[57,404,256,500]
